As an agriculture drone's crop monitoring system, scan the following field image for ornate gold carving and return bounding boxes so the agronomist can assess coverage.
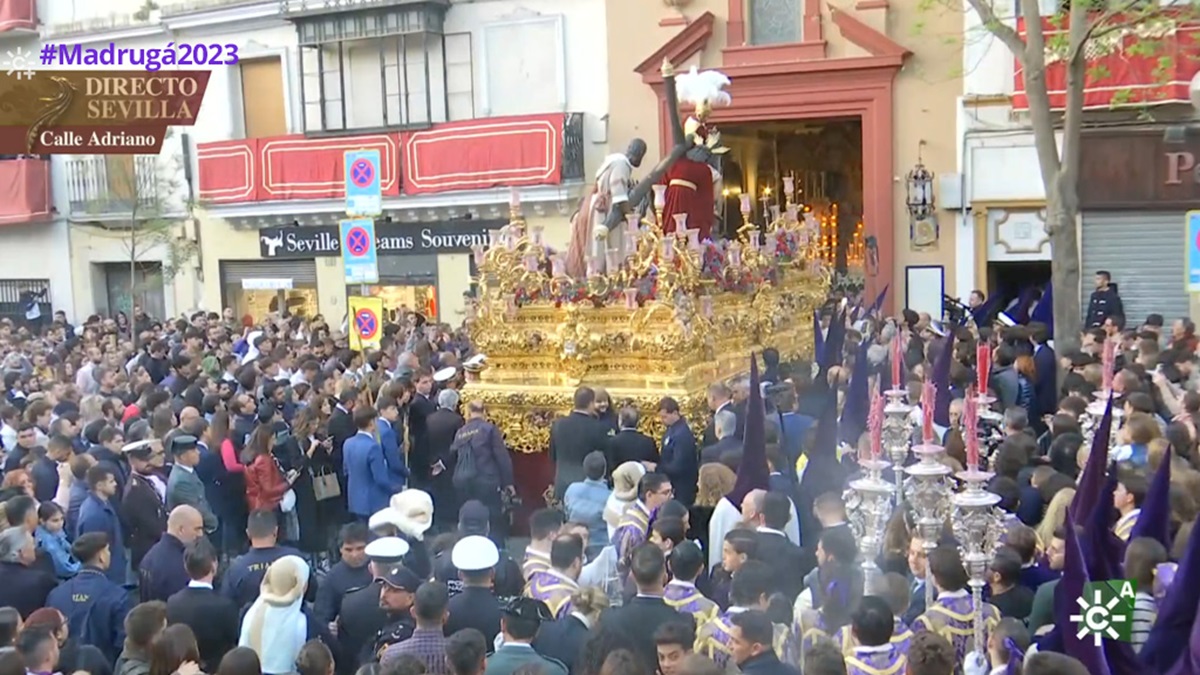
[465,198,827,453]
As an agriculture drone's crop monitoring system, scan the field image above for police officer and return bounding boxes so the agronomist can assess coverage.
[45,532,132,663]
[314,522,372,624]
[221,509,306,608]
[435,500,523,597]
[445,535,505,649]
[335,537,409,674]
[371,563,422,661]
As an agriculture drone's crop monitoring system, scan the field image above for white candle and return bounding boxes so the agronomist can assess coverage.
[551,255,566,277]
[509,188,520,208]
[672,213,688,232]
[782,176,795,196]
[624,288,639,310]
[652,184,667,209]
[729,246,741,267]
[740,194,752,213]
[661,238,675,260]
[531,226,544,245]
[686,228,700,250]
[626,213,640,230]
[471,244,485,266]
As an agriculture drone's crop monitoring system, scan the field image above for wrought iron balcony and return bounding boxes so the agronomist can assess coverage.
[280,0,449,17]
[64,156,161,221]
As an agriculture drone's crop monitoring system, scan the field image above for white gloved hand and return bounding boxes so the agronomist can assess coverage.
[964,651,989,675]
[594,225,609,241]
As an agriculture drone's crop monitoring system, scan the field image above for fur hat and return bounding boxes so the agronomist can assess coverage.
[388,489,434,541]
[611,462,646,502]
[258,555,309,606]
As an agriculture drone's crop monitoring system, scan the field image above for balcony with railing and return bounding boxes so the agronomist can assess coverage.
[64,156,160,221]
[196,112,585,206]
[0,0,37,35]
[280,0,449,17]
[0,158,51,225]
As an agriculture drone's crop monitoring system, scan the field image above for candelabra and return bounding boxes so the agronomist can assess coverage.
[847,458,896,590]
[904,440,952,608]
[952,468,1004,658]
[1081,392,1122,452]
[882,388,912,499]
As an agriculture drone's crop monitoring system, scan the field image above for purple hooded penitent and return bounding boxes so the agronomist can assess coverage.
[1055,506,1112,675]
[1141,512,1200,673]
[839,339,870,444]
[1071,395,1113,527]
[1130,448,1173,550]
[727,354,767,509]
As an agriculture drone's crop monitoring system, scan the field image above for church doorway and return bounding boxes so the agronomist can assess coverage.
[718,118,865,274]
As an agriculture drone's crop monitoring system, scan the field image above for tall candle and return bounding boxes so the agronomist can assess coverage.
[624,288,639,310]
[530,225,544,245]
[509,188,520,208]
[1102,338,1115,392]
[868,388,884,460]
[964,387,980,469]
[626,213,640,231]
[471,244,485,266]
[551,255,565,277]
[891,334,902,390]
[976,342,991,394]
[740,194,752,214]
[921,378,935,444]
[661,238,675,261]
[783,175,795,197]
[652,184,667,209]
[673,213,688,232]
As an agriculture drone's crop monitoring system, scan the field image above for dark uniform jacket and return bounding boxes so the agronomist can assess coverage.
[314,560,372,624]
[166,583,239,672]
[660,420,699,505]
[47,566,133,663]
[1086,285,1124,328]
[220,544,307,609]
[139,533,190,602]
[121,471,167,570]
[0,560,56,618]
[598,596,689,670]
[531,614,590,672]
[445,586,503,647]
[335,582,389,675]
[550,411,610,498]
[435,549,523,598]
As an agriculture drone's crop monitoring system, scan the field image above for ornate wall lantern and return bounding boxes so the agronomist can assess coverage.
[905,159,935,222]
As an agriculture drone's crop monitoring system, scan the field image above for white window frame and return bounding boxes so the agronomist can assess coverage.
[234,44,298,137]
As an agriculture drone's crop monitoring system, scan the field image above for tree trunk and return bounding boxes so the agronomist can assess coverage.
[1046,187,1082,355]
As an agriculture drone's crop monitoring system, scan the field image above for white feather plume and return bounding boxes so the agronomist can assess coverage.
[675,65,732,108]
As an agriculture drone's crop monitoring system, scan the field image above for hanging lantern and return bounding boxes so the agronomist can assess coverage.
[905,161,935,221]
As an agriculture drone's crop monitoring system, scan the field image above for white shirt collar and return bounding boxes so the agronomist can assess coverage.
[525,547,550,561]
[937,588,970,600]
[177,464,194,473]
[356,430,373,438]
[1118,509,1141,525]
[854,644,894,655]
[570,611,592,629]
[727,606,749,614]
[756,526,787,537]
[188,580,213,589]
[667,579,697,590]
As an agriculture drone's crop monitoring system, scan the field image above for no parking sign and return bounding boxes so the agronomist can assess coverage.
[345,149,382,217]
[341,218,379,285]
[348,296,383,351]
[1189,211,1200,292]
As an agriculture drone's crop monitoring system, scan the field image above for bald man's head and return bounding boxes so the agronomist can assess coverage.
[179,407,200,424]
[741,489,767,521]
[168,505,205,544]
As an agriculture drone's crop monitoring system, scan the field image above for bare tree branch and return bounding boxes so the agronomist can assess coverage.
[961,0,1028,61]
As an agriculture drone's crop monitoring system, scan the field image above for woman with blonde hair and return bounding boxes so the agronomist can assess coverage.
[533,587,611,673]
[238,556,331,675]
[1036,487,1075,547]
[604,462,646,538]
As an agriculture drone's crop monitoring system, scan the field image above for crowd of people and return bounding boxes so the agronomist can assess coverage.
[0,271,1190,675]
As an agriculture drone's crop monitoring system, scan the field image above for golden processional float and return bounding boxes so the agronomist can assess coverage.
[461,65,831,453]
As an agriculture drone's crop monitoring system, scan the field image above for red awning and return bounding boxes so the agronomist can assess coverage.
[0,0,36,33]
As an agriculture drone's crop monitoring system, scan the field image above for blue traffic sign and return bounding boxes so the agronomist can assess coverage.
[340,218,379,284]
[344,149,382,217]
[1188,211,1200,293]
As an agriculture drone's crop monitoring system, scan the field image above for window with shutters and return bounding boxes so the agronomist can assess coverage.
[241,57,288,138]
[294,4,474,133]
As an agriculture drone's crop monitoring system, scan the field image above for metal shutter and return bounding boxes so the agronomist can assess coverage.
[219,260,318,286]
[1080,212,1188,324]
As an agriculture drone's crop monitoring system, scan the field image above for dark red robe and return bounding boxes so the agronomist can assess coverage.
[661,157,715,241]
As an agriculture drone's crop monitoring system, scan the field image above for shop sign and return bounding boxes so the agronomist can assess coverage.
[241,278,294,290]
[1078,129,1200,209]
[258,219,504,259]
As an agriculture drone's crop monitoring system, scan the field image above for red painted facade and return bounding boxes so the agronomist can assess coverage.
[636,6,908,307]
[1013,15,1200,110]
[196,113,566,204]
[0,158,51,226]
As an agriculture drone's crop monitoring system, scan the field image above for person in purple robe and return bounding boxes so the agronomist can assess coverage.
[525,533,583,619]
[522,508,565,583]
[833,572,912,656]
[912,546,1000,667]
[613,473,673,568]
[664,542,718,628]
[843,596,908,675]
[697,561,796,673]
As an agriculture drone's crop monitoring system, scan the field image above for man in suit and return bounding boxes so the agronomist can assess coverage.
[376,395,410,489]
[483,597,566,675]
[426,389,466,530]
[607,406,659,471]
[165,435,218,535]
[1029,322,1057,422]
[549,387,610,499]
[119,440,168,571]
[343,406,401,522]
[700,410,741,467]
[600,544,690,668]
[408,370,438,491]
[140,505,206,603]
[657,397,699,506]
[328,387,359,487]
[750,493,807,602]
[702,383,735,447]
[166,538,237,672]
[902,536,928,625]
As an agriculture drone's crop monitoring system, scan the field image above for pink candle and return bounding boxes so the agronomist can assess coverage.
[921,378,935,444]
[1102,338,1115,392]
[624,288,639,310]
[509,188,520,208]
[740,194,752,213]
[673,213,688,232]
[964,387,980,469]
[976,343,991,394]
[868,388,884,460]
[551,255,565,277]
[471,244,485,266]
[661,238,675,261]
[891,334,902,389]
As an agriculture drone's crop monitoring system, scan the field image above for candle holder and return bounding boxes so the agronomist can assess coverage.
[904,440,952,609]
[882,388,913,498]
[951,468,1004,659]
[847,458,896,589]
